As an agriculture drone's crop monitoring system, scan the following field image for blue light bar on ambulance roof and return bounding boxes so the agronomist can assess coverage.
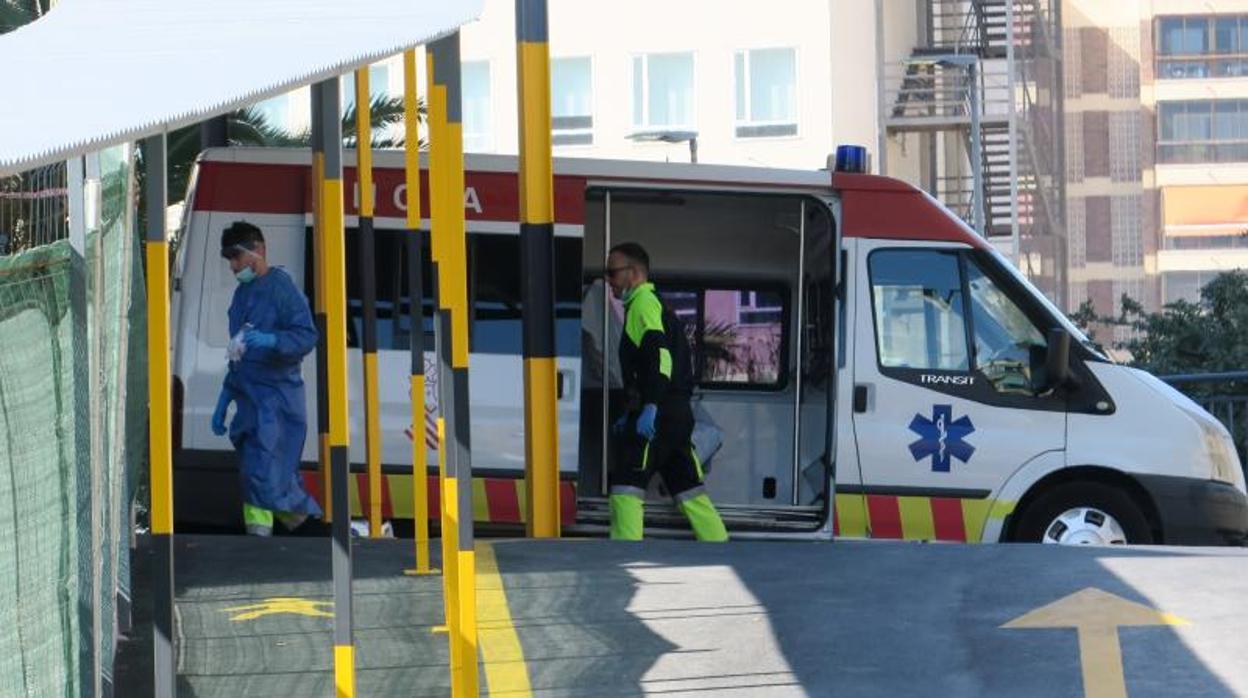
[834,145,869,174]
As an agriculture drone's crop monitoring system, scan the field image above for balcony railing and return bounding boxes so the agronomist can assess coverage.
[1157,55,1248,80]
[1158,140,1248,164]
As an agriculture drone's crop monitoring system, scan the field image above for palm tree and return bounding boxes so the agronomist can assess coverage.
[151,93,426,211]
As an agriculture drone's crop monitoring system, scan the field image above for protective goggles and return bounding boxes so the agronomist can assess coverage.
[221,242,259,261]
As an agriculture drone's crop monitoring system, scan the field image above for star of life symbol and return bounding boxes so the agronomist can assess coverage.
[908,404,975,472]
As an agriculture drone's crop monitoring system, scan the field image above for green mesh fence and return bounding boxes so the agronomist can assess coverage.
[0,144,147,697]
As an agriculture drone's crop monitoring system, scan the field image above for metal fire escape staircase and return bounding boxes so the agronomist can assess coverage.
[884,0,1019,239]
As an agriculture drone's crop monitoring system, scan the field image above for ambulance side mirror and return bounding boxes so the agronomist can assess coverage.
[1044,328,1072,392]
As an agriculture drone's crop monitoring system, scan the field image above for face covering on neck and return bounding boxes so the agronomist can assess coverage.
[235,266,257,284]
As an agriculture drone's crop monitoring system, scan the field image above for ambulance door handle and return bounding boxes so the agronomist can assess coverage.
[853,384,870,413]
[557,369,576,402]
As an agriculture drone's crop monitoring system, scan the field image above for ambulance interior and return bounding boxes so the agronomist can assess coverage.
[578,187,837,533]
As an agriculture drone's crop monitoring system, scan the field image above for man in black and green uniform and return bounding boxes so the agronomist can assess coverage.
[605,242,728,542]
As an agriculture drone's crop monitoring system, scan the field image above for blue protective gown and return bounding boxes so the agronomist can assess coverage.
[224,267,323,517]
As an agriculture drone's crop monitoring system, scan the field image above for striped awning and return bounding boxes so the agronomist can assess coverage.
[0,0,483,176]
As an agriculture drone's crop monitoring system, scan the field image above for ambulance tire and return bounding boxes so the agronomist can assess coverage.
[1012,481,1153,545]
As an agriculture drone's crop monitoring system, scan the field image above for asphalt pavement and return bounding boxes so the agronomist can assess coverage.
[115,535,1248,696]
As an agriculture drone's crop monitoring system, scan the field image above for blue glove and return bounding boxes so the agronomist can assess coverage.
[243,328,277,350]
[635,403,658,441]
[211,388,231,436]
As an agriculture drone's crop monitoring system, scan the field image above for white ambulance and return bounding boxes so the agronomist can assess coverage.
[170,146,1248,545]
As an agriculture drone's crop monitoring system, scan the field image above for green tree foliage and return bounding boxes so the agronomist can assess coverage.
[0,0,48,34]
[158,94,420,206]
[1070,270,1248,386]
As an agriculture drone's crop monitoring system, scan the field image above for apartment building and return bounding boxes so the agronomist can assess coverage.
[245,1,1065,298]
[1065,0,1248,341]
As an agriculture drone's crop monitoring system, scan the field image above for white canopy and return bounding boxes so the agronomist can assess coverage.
[0,0,483,176]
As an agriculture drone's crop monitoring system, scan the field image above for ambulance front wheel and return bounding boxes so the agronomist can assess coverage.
[1012,481,1153,545]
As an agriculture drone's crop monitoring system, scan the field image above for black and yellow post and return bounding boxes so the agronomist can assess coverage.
[355,67,384,538]
[516,0,561,538]
[429,33,480,697]
[319,78,356,697]
[311,82,333,522]
[144,132,176,698]
[426,44,460,679]
[401,48,434,576]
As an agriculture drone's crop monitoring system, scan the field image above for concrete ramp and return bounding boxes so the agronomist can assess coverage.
[117,536,1248,696]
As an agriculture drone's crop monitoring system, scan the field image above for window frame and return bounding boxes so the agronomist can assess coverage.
[1157,98,1248,163]
[630,51,697,132]
[866,248,973,373]
[655,277,791,393]
[1155,14,1248,80]
[732,46,800,139]
[551,55,595,147]
[461,59,494,153]
[866,246,1068,408]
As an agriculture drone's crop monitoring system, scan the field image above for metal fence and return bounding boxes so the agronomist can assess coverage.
[0,146,146,698]
[0,162,70,254]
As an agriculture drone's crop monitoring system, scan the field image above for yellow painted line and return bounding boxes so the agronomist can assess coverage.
[961,498,992,543]
[1004,587,1188,698]
[476,542,532,696]
[834,494,868,538]
[221,597,333,622]
[897,496,935,541]
[334,644,355,698]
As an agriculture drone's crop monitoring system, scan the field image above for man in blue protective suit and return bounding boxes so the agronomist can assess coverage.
[211,221,324,536]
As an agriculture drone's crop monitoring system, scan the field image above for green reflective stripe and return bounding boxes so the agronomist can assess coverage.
[243,503,274,528]
[658,348,672,379]
[641,442,650,470]
[677,494,728,542]
[609,493,644,540]
[690,447,704,481]
[624,284,663,347]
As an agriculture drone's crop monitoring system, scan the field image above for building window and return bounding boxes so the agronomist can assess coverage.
[1111,195,1143,267]
[1156,15,1248,79]
[342,65,392,114]
[1109,111,1141,182]
[463,61,492,152]
[1064,28,1082,99]
[552,57,593,146]
[1065,112,1084,183]
[734,48,797,138]
[632,52,695,130]
[1068,196,1086,269]
[1158,99,1248,163]
[1108,27,1140,98]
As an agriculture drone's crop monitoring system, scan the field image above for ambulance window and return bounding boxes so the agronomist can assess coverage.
[966,258,1046,396]
[468,233,582,356]
[320,227,436,351]
[339,228,436,352]
[868,250,970,371]
[657,285,787,389]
